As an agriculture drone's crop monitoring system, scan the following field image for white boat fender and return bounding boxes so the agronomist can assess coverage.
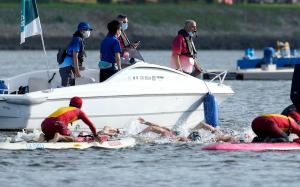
[204,92,219,127]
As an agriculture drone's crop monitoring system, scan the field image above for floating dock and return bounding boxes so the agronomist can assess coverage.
[203,67,294,80]
[217,46,298,80]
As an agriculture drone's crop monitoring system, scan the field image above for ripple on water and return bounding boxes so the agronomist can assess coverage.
[0,50,298,186]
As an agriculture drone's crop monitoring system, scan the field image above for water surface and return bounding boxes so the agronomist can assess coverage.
[0,50,296,187]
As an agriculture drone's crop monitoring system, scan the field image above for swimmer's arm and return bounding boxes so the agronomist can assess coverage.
[192,122,218,133]
[138,117,159,127]
[145,121,170,131]
[138,117,171,131]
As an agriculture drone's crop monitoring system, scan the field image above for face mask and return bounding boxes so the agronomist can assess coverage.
[122,22,128,30]
[82,30,91,39]
[188,31,194,37]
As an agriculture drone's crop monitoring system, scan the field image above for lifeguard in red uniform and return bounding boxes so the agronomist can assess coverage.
[251,112,300,143]
[40,96,98,142]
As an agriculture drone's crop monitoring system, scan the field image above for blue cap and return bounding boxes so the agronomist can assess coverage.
[77,22,93,31]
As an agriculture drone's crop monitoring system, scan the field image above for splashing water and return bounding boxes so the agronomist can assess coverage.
[123,119,255,144]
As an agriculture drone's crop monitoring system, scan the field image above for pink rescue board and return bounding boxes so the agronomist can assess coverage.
[202,142,300,151]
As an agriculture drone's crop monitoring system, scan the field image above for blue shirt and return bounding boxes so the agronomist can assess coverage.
[59,37,82,68]
[100,34,121,64]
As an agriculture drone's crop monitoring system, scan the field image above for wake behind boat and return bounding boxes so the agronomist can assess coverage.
[0,62,234,130]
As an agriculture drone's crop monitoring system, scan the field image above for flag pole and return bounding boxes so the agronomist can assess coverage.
[35,1,50,80]
[40,31,50,80]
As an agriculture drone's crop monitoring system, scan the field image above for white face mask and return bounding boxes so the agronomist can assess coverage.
[188,31,194,37]
[121,22,128,30]
[82,30,91,39]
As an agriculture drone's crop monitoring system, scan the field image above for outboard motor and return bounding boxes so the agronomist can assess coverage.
[291,64,300,111]
[0,80,8,94]
[263,47,275,64]
[204,92,219,127]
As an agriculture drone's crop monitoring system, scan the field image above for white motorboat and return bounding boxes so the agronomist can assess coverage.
[0,62,234,130]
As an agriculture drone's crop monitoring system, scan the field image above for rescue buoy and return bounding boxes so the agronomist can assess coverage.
[204,92,219,127]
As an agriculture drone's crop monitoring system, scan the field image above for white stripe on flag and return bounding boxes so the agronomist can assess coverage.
[20,17,42,44]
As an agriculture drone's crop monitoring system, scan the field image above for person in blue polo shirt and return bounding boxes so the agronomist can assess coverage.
[99,20,122,82]
[59,22,93,87]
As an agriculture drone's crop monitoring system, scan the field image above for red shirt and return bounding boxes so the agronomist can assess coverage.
[45,106,97,135]
[118,36,126,49]
[263,114,300,136]
[172,34,189,57]
[288,111,300,123]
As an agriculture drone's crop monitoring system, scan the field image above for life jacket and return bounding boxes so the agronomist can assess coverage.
[66,31,86,64]
[177,29,197,58]
[119,30,131,49]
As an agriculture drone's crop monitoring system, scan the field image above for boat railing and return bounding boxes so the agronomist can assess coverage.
[0,88,24,95]
[207,70,228,85]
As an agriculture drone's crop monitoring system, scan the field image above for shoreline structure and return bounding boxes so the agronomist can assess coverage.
[1,3,300,50]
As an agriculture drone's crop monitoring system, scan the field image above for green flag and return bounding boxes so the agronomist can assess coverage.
[20,0,42,44]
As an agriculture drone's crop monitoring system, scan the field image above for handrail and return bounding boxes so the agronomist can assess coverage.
[207,71,228,85]
[0,89,21,95]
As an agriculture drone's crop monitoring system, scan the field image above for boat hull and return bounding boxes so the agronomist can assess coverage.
[0,93,230,130]
[0,62,234,130]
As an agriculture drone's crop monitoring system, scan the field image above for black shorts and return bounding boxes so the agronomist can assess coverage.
[59,66,75,87]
